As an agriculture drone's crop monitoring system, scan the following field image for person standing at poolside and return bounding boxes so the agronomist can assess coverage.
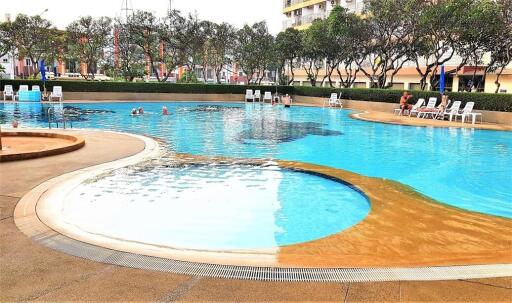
[399,91,413,115]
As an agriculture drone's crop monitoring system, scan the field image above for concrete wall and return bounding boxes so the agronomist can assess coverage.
[293,95,512,125]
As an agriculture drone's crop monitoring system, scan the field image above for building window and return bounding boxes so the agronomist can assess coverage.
[2,58,7,63]
[25,58,32,66]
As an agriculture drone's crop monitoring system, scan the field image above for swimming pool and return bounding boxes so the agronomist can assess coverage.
[1,101,511,219]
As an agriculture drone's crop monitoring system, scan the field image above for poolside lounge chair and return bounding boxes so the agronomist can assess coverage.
[403,98,425,117]
[453,102,482,124]
[15,85,29,101]
[245,89,254,102]
[417,98,438,118]
[263,91,272,103]
[3,85,14,101]
[324,93,342,108]
[32,85,40,92]
[431,100,452,120]
[254,90,261,102]
[50,86,63,102]
[438,101,461,121]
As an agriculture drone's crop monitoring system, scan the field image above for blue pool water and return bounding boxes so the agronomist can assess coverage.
[62,164,370,249]
[1,102,511,219]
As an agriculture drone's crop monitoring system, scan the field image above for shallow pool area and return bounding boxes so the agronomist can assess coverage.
[60,163,370,250]
[1,101,511,219]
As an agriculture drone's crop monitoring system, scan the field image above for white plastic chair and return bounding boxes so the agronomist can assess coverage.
[263,92,272,103]
[254,90,261,102]
[245,89,254,102]
[32,85,41,91]
[3,85,14,101]
[50,86,63,102]
[454,102,481,124]
[325,93,342,108]
[444,101,462,121]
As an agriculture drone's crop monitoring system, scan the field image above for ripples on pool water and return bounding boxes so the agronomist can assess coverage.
[62,163,370,250]
[1,102,511,219]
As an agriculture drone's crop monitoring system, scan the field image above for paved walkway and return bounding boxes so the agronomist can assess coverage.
[1,130,510,302]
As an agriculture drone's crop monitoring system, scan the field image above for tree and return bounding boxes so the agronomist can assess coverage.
[234,22,273,84]
[113,18,146,81]
[326,6,367,88]
[455,0,503,91]
[8,14,60,77]
[408,0,463,90]
[485,0,512,93]
[170,11,207,76]
[209,23,236,84]
[300,19,328,87]
[66,16,112,80]
[358,0,419,88]
[0,21,13,58]
[275,28,302,85]
[126,11,165,81]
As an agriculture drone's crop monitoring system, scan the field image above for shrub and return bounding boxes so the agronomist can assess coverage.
[0,79,294,95]
[1,79,510,112]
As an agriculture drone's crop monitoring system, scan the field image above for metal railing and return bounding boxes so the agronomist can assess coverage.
[47,106,74,129]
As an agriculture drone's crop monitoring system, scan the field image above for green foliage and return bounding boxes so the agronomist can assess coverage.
[177,70,200,84]
[0,79,294,95]
[6,14,61,77]
[66,16,112,79]
[275,28,302,85]
[234,22,274,84]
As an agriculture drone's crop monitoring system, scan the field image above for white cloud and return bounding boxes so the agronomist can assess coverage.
[2,0,283,34]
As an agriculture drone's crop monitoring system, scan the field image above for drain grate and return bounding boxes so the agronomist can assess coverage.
[32,232,512,282]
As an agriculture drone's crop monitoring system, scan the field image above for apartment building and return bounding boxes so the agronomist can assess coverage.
[282,1,512,93]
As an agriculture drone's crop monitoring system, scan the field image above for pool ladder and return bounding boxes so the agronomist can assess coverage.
[47,107,73,129]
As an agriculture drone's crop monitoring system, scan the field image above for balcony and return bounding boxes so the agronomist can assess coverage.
[282,11,328,29]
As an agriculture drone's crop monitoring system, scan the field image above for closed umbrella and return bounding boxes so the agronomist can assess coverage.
[439,65,445,94]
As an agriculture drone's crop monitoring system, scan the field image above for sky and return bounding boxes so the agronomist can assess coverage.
[3,0,284,34]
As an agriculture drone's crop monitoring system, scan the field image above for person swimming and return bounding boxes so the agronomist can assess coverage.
[162,106,169,115]
[138,107,144,115]
[131,108,138,115]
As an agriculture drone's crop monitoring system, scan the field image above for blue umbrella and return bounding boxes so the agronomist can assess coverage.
[439,65,445,94]
[39,59,47,82]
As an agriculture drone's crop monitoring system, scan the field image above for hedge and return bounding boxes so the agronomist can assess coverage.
[294,86,512,112]
[0,80,294,95]
[1,79,511,112]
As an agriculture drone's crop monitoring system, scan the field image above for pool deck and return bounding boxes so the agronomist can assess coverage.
[1,130,511,302]
[349,110,512,131]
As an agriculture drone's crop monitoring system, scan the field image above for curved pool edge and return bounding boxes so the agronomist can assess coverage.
[12,129,512,280]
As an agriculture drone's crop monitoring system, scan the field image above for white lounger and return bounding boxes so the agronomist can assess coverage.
[50,86,63,102]
[254,90,261,102]
[245,89,254,102]
[263,91,272,103]
[440,101,461,121]
[404,98,425,117]
[417,97,438,118]
[3,85,14,101]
